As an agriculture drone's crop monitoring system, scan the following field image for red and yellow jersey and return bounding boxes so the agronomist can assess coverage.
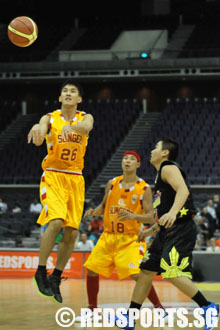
[104,175,150,235]
[42,109,88,174]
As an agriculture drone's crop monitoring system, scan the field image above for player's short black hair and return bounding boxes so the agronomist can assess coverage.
[60,80,84,97]
[160,137,179,161]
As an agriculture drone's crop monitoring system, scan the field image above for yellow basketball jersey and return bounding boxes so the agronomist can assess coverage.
[104,175,150,235]
[41,109,88,174]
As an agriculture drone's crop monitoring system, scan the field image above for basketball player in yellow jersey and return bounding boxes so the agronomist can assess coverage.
[27,80,94,303]
[75,151,166,322]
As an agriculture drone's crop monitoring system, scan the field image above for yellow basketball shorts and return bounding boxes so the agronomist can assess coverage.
[84,232,146,280]
[37,170,85,229]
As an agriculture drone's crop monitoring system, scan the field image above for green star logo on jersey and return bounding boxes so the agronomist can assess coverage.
[179,207,189,218]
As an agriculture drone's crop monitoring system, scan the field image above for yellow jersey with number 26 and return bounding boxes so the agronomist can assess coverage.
[41,109,88,174]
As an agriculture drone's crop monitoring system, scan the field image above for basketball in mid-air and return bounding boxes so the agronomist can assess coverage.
[8,16,38,47]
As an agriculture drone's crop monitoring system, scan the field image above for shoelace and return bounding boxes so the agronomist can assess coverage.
[49,276,68,292]
[47,270,68,283]
[51,276,68,283]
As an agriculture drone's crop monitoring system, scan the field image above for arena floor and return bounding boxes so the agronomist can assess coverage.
[0,279,219,330]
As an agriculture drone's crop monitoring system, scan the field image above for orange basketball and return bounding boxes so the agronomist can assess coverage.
[8,16,38,47]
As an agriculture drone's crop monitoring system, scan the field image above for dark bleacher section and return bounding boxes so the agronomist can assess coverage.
[71,24,121,51]
[0,189,41,247]
[83,99,142,185]
[71,15,178,51]
[179,3,220,58]
[0,99,142,186]
[0,116,46,184]
[137,98,220,185]
[0,99,21,132]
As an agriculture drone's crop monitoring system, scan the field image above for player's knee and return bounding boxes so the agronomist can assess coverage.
[48,219,63,234]
[130,273,139,281]
[140,269,156,279]
[165,277,178,284]
[63,228,78,243]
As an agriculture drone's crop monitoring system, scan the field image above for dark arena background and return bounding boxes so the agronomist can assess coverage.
[0,1,220,329]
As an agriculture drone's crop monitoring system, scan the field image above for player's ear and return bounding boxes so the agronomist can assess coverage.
[137,162,141,169]
[162,149,169,158]
[77,96,82,104]
[59,95,62,102]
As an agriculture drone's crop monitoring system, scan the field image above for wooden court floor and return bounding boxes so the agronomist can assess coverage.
[0,278,219,330]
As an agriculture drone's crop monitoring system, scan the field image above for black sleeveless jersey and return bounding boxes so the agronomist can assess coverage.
[153,160,196,222]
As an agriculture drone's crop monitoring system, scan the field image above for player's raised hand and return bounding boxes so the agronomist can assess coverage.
[83,208,96,221]
[27,124,44,145]
[62,125,73,140]
[117,211,135,221]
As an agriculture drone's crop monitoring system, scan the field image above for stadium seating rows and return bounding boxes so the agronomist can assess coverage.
[1,97,220,187]
[0,99,21,132]
[179,3,220,58]
[0,99,142,186]
[137,97,220,184]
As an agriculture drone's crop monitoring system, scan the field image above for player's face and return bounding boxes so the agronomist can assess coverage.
[122,154,140,172]
[150,141,163,164]
[59,84,82,107]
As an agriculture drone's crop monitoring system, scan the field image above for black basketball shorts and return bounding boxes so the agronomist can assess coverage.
[140,219,197,279]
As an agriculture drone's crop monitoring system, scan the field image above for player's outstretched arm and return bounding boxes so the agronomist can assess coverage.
[137,223,160,242]
[62,114,94,139]
[27,115,50,146]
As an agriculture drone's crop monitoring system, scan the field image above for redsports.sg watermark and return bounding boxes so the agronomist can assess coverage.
[55,307,219,328]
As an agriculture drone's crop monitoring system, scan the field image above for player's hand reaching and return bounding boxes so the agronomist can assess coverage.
[159,212,176,228]
[27,124,44,145]
[117,211,135,221]
[62,125,73,140]
[83,208,96,221]
[137,229,151,242]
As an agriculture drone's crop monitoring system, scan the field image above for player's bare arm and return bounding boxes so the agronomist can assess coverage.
[117,186,155,224]
[159,165,190,228]
[27,115,50,146]
[83,179,112,221]
[137,223,160,242]
[62,114,94,139]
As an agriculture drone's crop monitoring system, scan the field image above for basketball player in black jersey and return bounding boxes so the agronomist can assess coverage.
[116,138,219,330]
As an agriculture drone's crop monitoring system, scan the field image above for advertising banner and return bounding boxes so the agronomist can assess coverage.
[0,250,83,278]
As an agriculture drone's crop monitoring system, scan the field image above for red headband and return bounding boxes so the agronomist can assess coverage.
[123,151,141,162]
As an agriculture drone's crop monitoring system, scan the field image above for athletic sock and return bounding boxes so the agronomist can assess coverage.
[87,275,99,311]
[192,290,210,307]
[129,301,142,310]
[148,285,164,309]
[52,268,63,278]
[37,265,46,273]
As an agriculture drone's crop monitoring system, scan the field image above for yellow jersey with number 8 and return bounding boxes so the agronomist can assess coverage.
[104,175,150,235]
[41,109,88,174]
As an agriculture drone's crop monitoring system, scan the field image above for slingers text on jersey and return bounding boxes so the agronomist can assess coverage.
[57,134,83,144]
